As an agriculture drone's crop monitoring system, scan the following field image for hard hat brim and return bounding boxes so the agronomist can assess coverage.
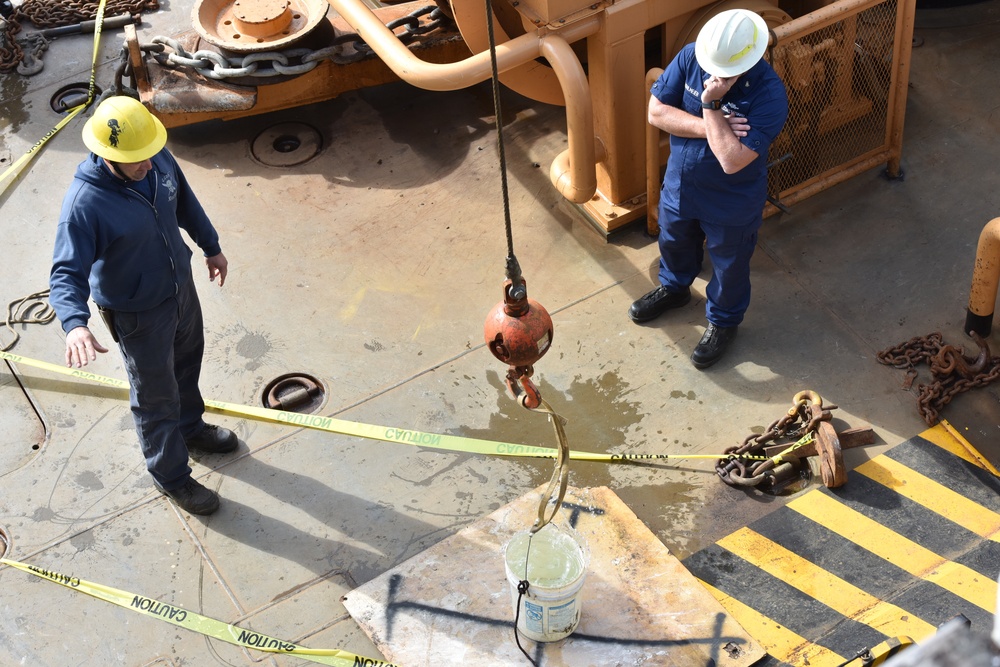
[695,10,769,78]
[82,108,168,163]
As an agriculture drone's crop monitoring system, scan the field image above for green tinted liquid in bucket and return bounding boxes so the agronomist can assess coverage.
[504,525,588,643]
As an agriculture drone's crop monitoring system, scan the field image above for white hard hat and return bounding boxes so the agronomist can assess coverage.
[695,9,769,78]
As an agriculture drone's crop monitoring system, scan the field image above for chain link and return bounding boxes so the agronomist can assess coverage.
[1,0,158,72]
[715,390,832,489]
[19,0,157,27]
[143,6,452,80]
[876,331,1000,425]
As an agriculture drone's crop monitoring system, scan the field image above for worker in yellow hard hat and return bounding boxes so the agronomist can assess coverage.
[49,95,238,515]
[630,9,789,369]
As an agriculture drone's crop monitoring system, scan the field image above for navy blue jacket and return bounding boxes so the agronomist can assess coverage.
[652,43,789,225]
[50,149,221,334]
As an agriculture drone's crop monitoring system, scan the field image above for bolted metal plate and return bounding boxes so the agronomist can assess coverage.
[192,0,330,53]
[250,121,323,167]
[261,373,327,414]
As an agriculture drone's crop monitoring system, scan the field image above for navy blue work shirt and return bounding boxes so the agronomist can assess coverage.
[652,42,788,226]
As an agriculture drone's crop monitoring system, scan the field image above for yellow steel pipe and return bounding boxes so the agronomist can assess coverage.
[542,34,603,204]
[965,217,1000,337]
[770,0,883,40]
[325,0,601,202]
[326,0,599,88]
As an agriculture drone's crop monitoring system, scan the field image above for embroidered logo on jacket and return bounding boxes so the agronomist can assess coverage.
[161,173,178,201]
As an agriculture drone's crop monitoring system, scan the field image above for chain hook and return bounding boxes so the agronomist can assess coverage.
[505,366,541,409]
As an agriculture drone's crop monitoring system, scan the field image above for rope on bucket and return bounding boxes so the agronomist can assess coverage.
[514,562,538,665]
[512,398,571,664]
[514,576,538,667]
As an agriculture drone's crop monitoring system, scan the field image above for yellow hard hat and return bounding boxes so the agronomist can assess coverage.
[695,9,769,78]
[82,96,167,163]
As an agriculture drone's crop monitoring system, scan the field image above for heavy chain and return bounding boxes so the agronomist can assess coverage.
[716,390,832,488]
[0,11,26,71]
[876,331,1000,425]
[1,0,158,72]
[145,6,453,80]
[17,0,157,27]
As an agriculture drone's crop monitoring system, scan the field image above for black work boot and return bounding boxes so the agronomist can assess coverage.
[154,478,220,515]
[691,323,738,369]
[185,424,239,454]
[628,285,691,323]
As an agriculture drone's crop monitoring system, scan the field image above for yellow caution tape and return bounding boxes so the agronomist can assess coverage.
[0,0,106,191]
[768,432,816,465]
[0,349,766,462]
[0,557,399,666]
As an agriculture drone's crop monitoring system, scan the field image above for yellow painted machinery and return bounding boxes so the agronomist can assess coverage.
[125,0,916,233]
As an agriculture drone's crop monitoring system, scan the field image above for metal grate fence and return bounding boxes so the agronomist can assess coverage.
[764,0,914,215]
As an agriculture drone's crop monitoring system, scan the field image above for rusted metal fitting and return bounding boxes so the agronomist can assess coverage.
[193,0,330,52]
[505,366,542,410]
[266,376,320,411]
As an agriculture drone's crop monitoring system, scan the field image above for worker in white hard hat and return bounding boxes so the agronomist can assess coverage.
[629,9,789,369]
[49,96,239,515]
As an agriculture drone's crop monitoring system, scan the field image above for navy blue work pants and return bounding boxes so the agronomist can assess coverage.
[657,204,762,328]
[113,278,207,491]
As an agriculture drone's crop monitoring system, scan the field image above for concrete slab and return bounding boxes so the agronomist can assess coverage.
[343,485,766,666]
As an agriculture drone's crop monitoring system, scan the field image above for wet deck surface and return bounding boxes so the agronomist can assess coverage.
[1,1,999,664]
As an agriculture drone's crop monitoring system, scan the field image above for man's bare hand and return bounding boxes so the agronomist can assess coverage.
[206,252,229,287]
[727,114,751,137]
[65,326,108,368]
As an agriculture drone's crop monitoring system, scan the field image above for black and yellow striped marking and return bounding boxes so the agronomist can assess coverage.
[683,423,1000,666]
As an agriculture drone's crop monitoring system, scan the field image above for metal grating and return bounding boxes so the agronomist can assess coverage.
[767,0,901,211]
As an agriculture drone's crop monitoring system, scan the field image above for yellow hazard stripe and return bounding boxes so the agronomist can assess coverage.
[788,492,997,612]
[0,0,105,191]
[0,350,759,463]
[0,558,397,666]
[717,528,937,641]
[920,420,999,475]
[855,457,1000,542]
[698,579,846,666]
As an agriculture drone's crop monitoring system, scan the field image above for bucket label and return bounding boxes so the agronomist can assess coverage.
[524,600,544,633]
[547,598,578,633]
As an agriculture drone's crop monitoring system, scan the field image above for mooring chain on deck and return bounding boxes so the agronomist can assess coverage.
[139,6,453,80]
[876,331,1000,425]
[716,390,832,488]
[0,0,158,72]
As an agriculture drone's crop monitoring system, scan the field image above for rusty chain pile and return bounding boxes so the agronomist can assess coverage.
[876,331,1000,425]
[1,0,158,73]
[716,390,833,489]
[144,5,453,80]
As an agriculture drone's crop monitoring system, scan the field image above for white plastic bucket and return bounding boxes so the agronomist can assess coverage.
[503,524,588,643]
